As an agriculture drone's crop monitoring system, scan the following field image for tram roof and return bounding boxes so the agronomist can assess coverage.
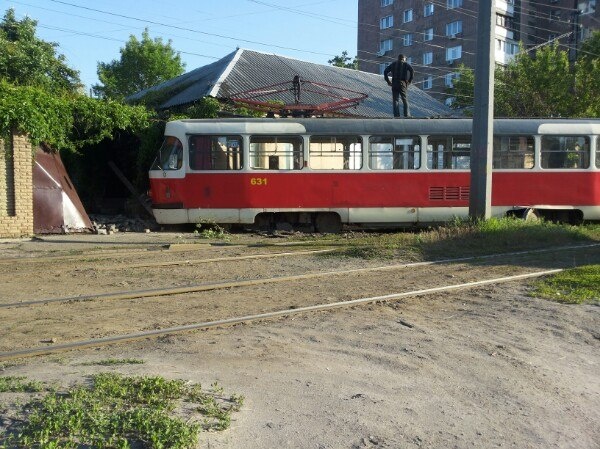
[166,117,600,136]
[128,48,455,119]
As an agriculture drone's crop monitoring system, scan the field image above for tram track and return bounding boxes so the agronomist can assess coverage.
[0,241,325,265]
[1,241,599,361]
[2,242,598,310]
[0,246,336,302]
[0,268,565,361]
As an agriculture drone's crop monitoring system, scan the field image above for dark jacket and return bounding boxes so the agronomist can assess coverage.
[384,60,414,89]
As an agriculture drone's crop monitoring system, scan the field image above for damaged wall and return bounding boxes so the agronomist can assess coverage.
[0,132,34,238]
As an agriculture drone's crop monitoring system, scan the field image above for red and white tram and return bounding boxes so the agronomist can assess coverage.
[148,118,600,232]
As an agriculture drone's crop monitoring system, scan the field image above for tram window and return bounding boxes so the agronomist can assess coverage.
[188,135,243,170]
[493,135,534,169]
[249,136,303,170]
[151,136,183,171]
[596,139,600,169]
[369,136,420,170]
[426,136,471,169]
[309,136,362,170]
[541,136,590,169]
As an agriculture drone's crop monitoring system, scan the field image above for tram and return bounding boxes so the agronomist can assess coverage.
[148,118,600,232]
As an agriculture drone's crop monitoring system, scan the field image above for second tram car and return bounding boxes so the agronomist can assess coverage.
[149,118,600,232]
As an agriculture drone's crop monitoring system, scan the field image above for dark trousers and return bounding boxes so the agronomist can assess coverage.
[392,82,410,117]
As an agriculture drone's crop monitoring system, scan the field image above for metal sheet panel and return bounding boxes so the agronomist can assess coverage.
[33,146,93,234]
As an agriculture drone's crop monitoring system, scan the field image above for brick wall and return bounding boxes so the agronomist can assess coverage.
[0,132,34,238]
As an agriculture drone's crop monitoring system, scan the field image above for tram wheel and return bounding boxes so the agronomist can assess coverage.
[522,208,540,222]
[315,213,342,233]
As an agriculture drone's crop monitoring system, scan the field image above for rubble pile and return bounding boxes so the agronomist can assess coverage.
[90,215,159,234]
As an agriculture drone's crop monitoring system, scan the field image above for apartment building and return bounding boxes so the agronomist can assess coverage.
[358,0,599,104]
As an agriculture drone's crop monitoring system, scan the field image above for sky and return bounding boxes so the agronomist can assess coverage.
[5,0,358,92]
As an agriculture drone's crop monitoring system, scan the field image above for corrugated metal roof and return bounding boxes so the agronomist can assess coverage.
[129,48,456,118]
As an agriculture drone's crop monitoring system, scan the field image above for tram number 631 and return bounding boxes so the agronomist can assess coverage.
[250,177,268,186]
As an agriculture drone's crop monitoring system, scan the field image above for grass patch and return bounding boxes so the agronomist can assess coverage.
[0,373,243,449]
[530,264,600,304]
[315,218,599,261]
[0,376,45,393]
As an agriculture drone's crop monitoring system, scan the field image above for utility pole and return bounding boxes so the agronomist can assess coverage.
[469,0,496,220]
[571,0,581,62]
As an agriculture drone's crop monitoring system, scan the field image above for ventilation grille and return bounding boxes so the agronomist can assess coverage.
[429,186,470,201]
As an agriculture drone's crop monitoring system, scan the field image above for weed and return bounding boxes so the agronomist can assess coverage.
[79,359,145,366]
[195,220,230,240]
[0,376,45,393]
[0,373,243,448]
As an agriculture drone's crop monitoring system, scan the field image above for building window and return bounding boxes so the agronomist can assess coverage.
[446,45,462,61]
[496,14,514,29]
[422,76,433,90]
[445,72,460,87]
[446,20,462,37]
[381,0,394,6]
[403,9,413,23]
[506,42,519,55]
[380,38,393,53]
[550,10,561,20]
[581,0,596,14]
[403,33,413,46]
[406,56,413,64]
[380,15,393,29]
[424,3,434,16]
[424,27,434,41]
[447,0,463,9]
[423,52,433,65]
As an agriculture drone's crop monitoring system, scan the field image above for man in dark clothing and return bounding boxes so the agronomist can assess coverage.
[384,54,414,118]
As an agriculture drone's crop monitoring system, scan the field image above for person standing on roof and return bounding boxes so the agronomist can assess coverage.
[384,54,414,118]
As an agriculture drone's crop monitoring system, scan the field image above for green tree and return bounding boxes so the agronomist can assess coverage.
[450,43,574,117]
[328,51,358,70]
[0,8,81,92]
[574,31,600,117]
[497,43,573,117]
[94,28,185,99]
[0,79,150,151]
[445,64,475,114]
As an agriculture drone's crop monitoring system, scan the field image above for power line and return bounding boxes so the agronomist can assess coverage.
[46,0,337,58]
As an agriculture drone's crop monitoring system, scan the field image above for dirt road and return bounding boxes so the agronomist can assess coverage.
[0,233,598,448]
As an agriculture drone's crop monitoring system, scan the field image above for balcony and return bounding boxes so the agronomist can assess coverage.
[496,0,515,16]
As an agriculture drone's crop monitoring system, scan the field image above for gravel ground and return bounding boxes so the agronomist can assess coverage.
[0,232,598,449]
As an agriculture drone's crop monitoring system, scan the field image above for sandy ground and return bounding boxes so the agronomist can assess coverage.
[0,232,599,449]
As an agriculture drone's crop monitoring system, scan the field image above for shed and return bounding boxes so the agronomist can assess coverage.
[128,48,455,118]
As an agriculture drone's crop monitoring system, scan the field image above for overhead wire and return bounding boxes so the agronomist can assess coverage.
[9,0,600,102]
[45,0,338,58]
